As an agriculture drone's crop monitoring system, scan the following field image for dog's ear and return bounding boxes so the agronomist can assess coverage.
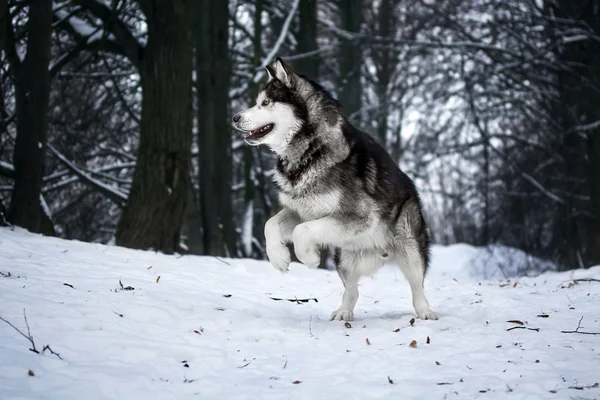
[265,65,276,82]
[274,57,296,87]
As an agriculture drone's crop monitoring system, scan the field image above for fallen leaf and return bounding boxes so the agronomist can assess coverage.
[569,306,575,310]
[409,340,417,348]
[507,320,524,325]
[388,376,394,384]
[426,336,431,344]
[535,359,540,363]
[366,338,371,345]
[409,318,415,326]
[513,282,518,288]
[156,276,161,283]
[479,390,487,393]
[292,380,302,384]
[460,378,463,382]
[393,328,400,332]
[28,370,35,376]
[223,294,232,298]
[537,314,549,318]
[435,361,441,366]
[193,330,201,334]
[437,382,452,385]
[63,283,74,289]
[344,322,352,328]
[183,363,189,368]
[346,349,351,352]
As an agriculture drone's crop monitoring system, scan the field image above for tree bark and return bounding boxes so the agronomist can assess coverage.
[339,0,363,119]
[295,0,319,79]
[552,0,600,268]
[5,0,53,234]
[373,0,393,146]
[115,0,194,253]
[197,0,235,256]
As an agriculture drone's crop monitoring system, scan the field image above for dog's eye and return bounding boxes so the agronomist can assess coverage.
[261,99,270,106]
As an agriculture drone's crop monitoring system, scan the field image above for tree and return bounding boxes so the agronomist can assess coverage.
[338,0,363,120]
[295,0,319,78]
[196,0,235,256]
[2,0,54,235]
[114,0,195,253]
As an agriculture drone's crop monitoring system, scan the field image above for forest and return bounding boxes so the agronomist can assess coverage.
[1,0,599,271]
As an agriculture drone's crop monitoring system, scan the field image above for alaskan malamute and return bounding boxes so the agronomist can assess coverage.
[233,58,437,321]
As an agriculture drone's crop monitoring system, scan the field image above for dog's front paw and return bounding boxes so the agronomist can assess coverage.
[331,309,354,321]
[416,309,439,320]
[292,225,320,268]
[266,243,291,273]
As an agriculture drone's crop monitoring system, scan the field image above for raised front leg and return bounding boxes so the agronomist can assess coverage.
[264,208,300,273]
[292,215,369,268]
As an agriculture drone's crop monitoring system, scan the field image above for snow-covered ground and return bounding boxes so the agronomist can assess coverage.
[1,227,599,400]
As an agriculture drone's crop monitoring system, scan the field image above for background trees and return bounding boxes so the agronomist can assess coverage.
[1,0,598,271]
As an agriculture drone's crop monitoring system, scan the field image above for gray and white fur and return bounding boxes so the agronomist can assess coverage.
[232,58,438,321]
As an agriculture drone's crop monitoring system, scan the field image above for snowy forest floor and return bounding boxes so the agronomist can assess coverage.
[1,227,599,400]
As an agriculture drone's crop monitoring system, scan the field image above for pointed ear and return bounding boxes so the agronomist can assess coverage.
[274,57,296,87]
[265,65,277,82]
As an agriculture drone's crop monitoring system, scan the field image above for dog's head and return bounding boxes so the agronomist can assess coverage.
[232,58,313,153]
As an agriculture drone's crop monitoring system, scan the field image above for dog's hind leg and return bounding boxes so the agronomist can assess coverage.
[331,249,360,321]
[396,242,438,320]
[331,250,383,321]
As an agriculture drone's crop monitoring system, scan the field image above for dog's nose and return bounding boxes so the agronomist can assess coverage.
[232,114,241,123]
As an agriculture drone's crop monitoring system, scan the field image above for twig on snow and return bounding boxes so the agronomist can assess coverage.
[0,309,39,354]
[558,278,600,288]
[561,316,600,335]
[309,316,314,337]
[270,297,318,303]
[507,326,539,332]
[0,309,63,359]
[213,256,230,266]
[42,345,63,360]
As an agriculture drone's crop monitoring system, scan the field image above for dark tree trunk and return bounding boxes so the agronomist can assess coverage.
[240,0,263,257]
[197,0,235,256]
[5,0,53,234]
[338,0,363,120]
[295,0,319,79]
[372,0,394,146]
[181,170,204,254]
[552,0,600,268]
[116,0,194,253]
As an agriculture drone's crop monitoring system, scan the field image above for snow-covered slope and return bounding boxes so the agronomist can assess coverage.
[1,227,598,400]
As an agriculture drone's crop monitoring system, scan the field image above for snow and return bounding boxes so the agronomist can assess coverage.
[1,227,599,400]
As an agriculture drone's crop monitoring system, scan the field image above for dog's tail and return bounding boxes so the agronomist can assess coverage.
[394,196,431,273]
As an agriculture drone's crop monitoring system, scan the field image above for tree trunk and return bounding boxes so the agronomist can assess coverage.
[295,0,319,79]
[373,0,393,146]
[339,0,363,120]
[552,0,600,268]
[116,0,194,253]
[197,0,235,256]
[6,0,53,234]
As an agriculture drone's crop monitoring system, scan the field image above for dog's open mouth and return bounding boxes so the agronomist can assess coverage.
[244,123,274,141]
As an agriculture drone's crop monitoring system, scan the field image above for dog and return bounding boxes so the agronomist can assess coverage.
[232,58,437,322]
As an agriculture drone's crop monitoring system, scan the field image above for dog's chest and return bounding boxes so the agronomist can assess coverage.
[279,189,341,220]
